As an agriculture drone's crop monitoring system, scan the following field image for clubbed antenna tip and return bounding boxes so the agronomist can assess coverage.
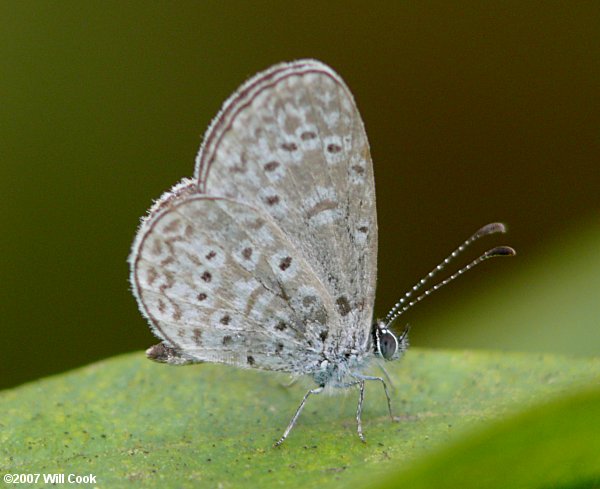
[486,246,516,257]
[384,223,515,327]
[475,222,507,238]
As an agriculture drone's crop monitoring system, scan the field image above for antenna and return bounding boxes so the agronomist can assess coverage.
[384,223,515,328]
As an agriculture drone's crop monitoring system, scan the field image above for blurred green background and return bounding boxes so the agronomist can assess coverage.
[2,1,599,391]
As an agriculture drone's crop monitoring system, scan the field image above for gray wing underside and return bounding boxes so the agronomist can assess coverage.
[194,60,378,354]
[131,195,335,374]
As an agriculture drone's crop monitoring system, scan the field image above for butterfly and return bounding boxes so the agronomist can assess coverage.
[129,60,515,446]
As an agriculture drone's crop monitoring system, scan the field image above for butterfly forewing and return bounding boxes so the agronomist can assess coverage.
[194,60,378,355]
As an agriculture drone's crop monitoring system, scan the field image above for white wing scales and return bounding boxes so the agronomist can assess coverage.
[130,60,378,373]
[132,194,335,373]
[195,60,377,355]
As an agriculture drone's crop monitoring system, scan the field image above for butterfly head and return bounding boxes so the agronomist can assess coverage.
[373,321,410,361]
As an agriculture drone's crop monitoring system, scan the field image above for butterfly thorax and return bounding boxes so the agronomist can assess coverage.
[311,350,372,388]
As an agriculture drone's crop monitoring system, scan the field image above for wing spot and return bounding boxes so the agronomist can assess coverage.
[358,226,369,233]
[192,328,202,345]
[160,256,175,267]
[164,235,184,255]
[301,131,317,140]
[279,256,292,271]
[320,330,328,342]
[220,314,231,325]
[336,296,352,317]
[161,273,175,292]
[264,161,280,172]
[247,355,255,366]
[249,218,265,230]
[146,267,158,285]
[265,195,280,206]
[151,239,162,255]
[307,199,337,219]
[185,252,201,266]
[185,224,194,238]
[281,142,297,152]
[229,151,248,173]
[327,143,342,153]
[222,336,232,346]
[352,165,365,175]
[242,247,253,260]
[276,342,284,353]
[206,250,216,260]
[197,293,207,301]
[172,305,182,321]
[163,219,181,233]
[275,321,287,331]
[201,271,212,282]
[158,299,166,313]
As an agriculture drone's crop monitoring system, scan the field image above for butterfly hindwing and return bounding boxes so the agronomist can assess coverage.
[131,193,336,373]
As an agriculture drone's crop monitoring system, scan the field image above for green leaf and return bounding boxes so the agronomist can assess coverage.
[373,386,600,489]
[1,349,599,487]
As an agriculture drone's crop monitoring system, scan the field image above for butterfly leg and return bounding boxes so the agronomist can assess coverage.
[375,360,396,390]
[356,380,366,442]
[274,386,324,447]
[353,374,394,422]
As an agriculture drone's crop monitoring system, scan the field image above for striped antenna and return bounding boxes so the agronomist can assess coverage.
[384,223,515,327]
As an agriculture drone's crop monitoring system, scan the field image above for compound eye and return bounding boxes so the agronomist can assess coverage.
[379,331,398,360]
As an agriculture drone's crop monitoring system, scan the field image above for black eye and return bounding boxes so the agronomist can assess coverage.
[379,331,398,360]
